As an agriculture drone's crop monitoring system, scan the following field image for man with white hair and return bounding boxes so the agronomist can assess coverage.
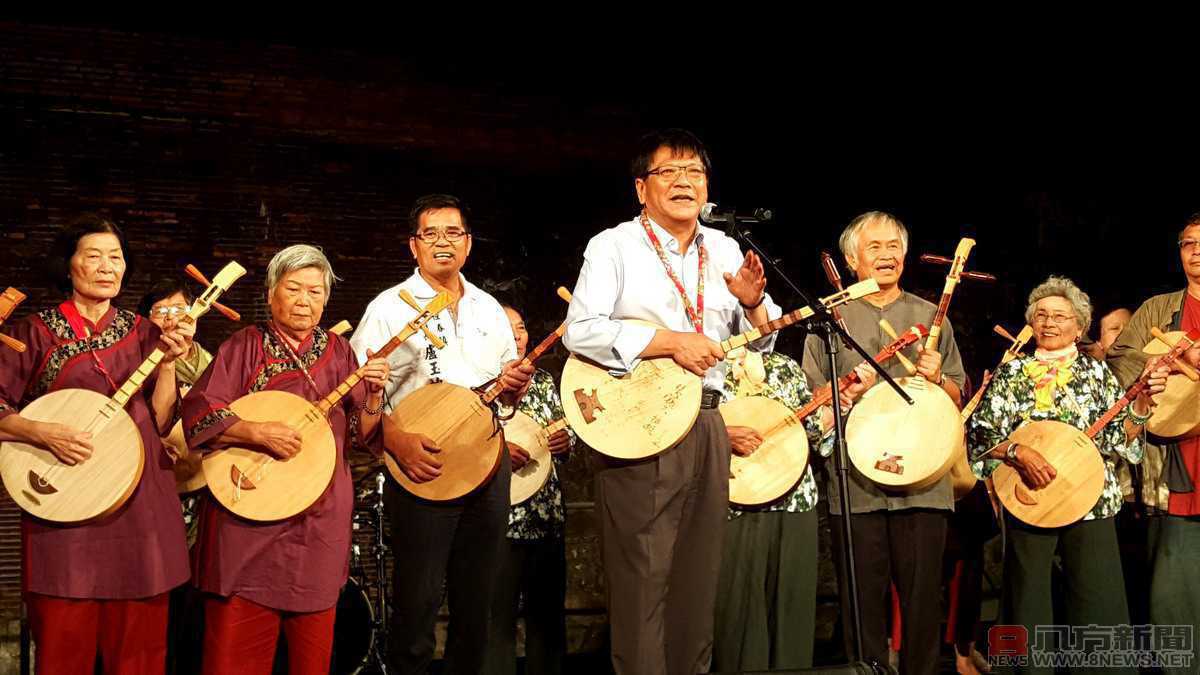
[801,211,966,675]
[183,244,390,674]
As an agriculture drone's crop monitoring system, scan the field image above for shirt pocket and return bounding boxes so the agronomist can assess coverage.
[463,323,507,378]
[704,287,741,332]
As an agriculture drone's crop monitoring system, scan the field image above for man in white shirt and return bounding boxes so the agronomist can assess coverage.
[563,130,781,675]
[350,194,534,675]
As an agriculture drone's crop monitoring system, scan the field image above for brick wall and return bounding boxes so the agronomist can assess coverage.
[0,21,646,671]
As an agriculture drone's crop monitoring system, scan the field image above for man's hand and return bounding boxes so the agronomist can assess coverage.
[499,360,535,397]
[722,250,767,308]
[158,321,195,364]
[382,416,442,482]
[508,441,531,471]
[844,362,878,401]
[548,429,571,455]
[916,347,944,385]
[727,425,764,457]
[671,332,724,377]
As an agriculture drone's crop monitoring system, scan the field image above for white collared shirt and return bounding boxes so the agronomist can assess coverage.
[349,270,518,411]
[563,215,782,393]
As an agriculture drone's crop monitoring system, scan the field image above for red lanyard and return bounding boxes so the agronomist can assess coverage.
[58,300,120,394]
[640,212,706,333]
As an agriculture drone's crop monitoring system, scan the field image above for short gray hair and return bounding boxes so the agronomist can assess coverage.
[1025,275,1093,336]
[838,211,909,260]
[265,244,339,297]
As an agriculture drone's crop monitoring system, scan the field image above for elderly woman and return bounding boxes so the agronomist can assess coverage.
[967,276,1167,673]
[0,214,192,674]
[183,245,388,675]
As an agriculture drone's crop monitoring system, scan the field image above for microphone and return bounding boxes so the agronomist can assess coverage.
[699,202,773,225]
[376,471,385,495]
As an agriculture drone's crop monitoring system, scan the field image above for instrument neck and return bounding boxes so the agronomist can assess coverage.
[720,306,810,353]
[1085,333,1194,437]
[109,348,166,411]
[1087,388,1138,439]
[545,418,568,435]
[925,283,957,352]
[960,376,991,421]
[785,335,914,429]
[317,303,445,414]
[963,337,1029,422]
[821,255,851,331]
[481,322,567,404]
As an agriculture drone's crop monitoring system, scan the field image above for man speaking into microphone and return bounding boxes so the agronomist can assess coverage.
[563,129,782,675]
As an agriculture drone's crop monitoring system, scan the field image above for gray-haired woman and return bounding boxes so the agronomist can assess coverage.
[966,276,1168,674]
[181,244,389,674]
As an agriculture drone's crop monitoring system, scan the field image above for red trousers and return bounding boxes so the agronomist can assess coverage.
[27,591,169,675]
[202,595,336,675]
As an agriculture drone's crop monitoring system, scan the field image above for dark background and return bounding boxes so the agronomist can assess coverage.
[1,18,1197,669]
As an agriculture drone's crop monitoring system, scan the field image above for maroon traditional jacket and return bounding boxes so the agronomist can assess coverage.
[183,324,377,612]
[0,305,189,599]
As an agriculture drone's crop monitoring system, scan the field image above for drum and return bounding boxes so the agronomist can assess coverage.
[331,578,376,675]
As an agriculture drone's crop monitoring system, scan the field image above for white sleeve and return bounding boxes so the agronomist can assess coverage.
[562,234,655,373]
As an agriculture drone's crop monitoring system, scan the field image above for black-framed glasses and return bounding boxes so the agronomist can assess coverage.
[644,165,707,183]
[413,228,468,244]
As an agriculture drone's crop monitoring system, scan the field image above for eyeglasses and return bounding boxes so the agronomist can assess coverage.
[414,227,468,244]
[1180,239,1200,253]
[150,305,190,319]
[644,165,707,183]
[1032,311,1076,326]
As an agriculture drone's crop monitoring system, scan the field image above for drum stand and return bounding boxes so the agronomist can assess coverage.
[362,471,391,675]
[721,216,911,669]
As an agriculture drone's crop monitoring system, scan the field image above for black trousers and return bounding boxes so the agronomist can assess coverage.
[1002,514,1133,675]
[483,537,567,675]
[830,509,949,675]
[385,450,511,675]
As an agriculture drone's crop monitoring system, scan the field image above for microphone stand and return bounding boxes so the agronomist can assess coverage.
[720,212,910,670]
